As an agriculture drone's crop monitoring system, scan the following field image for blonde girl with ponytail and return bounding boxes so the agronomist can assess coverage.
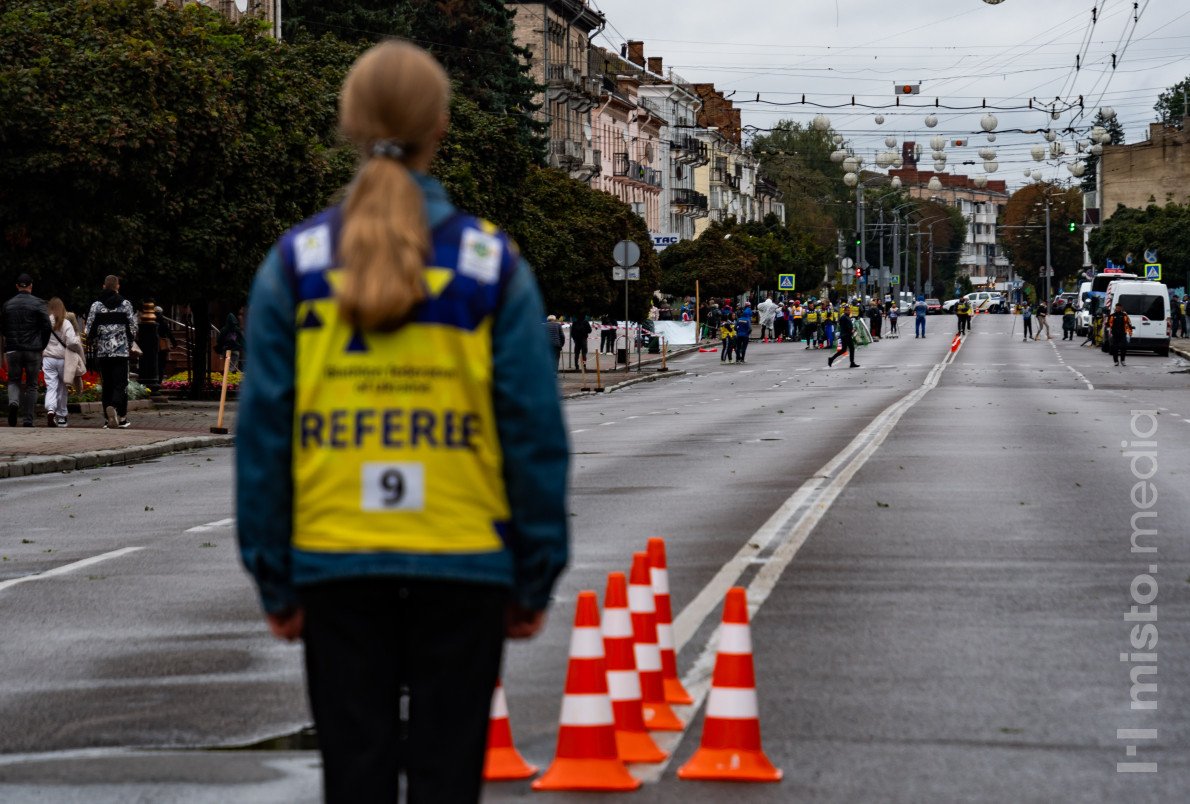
[236,40,569,803]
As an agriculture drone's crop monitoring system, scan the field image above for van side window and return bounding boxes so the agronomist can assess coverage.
[1119,295,1165,320]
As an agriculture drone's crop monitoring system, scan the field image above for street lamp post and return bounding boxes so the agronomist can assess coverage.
[1043,196,1052,305]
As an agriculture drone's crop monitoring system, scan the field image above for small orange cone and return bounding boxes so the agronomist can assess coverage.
[533,591,641,791]
[629,552,684,731]
[603,572,668,763]
[647,537,693,705]
[483,680,538,781]
[678,587,781,783]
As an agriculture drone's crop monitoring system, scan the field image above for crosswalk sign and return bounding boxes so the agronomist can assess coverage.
[1144,263,1161,280]
[778,274,795,291]
[890,275,900,285]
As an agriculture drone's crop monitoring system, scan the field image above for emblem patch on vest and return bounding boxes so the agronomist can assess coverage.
[295,224,332,274]
[458,228,501,284]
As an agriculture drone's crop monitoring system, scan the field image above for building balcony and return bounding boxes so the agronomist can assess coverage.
[672,187,708,212]
[625,159,662,188]
[548,139,583,169]
[672,134,709,166]
[612,151,629,177]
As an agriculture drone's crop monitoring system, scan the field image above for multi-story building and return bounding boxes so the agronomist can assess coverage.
[890,146,1009,288]
[1093,119,1190,219]
[588,66,666,233]
[691,84,782,236]
[508,0,605,182]
[176,1,280,38]
[593,42,710,249]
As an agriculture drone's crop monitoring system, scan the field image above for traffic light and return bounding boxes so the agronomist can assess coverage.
[855,235,861,246]
[1067,221,1077,232]
[855,268,862,277]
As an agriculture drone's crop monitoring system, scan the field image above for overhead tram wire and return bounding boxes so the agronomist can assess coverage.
[1055,1,1106,103]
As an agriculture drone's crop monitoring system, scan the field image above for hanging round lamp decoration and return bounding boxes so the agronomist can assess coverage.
[1068,162,1086,177]
[1051,110,1061,120]
[986,132,997,143]
[893,154,904,168]
[1023,168,1032,177]
[1043,129,1057,142]
[885,135,898,148]
[980,113,998,132]
[875,114,886,125]
[924,114,939,128]
[1090,143,1104,156]
[875,151,891,167]
[812,114,831,131]
[979,147,997,160]
[891,176,903,189]
[974,175,988,188]
[842,156,859,173]
[831,149,847,163]
[1101,106,1116,120]
[843,172,858,187]
[983,160,999,173]
[1031,144,1046,162]
[933,160,947,172]
[927,176,943,191]
[832,134,844,145]
[930,135,946,151]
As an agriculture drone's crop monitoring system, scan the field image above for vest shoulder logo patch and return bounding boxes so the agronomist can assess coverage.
[295,224,332,274]
[458,228,501,284]
[299,306,323,330]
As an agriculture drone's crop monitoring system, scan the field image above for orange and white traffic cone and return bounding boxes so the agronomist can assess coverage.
[647,537,692,705]
[629,551,684,731]
[603,572,668,764]
[533,591,641,792]
[483,680,538,781]
[678,587,781,783]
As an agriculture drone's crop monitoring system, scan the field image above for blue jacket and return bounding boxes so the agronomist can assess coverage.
[734,317,752,338]
[235,174,570,614]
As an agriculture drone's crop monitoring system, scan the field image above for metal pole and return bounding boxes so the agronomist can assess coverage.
[879,207,886,299]
[915,227,922,297]
[857,181,865,282]
[1044,197,1052,305]
[893,213,900,294]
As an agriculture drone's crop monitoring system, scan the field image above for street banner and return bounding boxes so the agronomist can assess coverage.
[652,320,698,345]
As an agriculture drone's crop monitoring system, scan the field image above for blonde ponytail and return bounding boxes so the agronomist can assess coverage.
[336,40,451,332]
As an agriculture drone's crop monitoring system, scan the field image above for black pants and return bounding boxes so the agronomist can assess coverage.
[1022,319,1033,339]
[572,340,588,368]
[600,329,615,353]
[6,350,41,425]
[829,334,856,366]
[96,356,129,418]
[301,578,506,804]
[735,335,750,361]
[957,315,968,334]
[1111,334,1129,362]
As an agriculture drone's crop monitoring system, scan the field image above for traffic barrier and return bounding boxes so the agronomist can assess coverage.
[628,552,684,731]
[647,538,693,705]
[603,572,668,763]
[950,333,962,353]
[483,680,538,781]
[533,591,641,791]
[677,587,782,783]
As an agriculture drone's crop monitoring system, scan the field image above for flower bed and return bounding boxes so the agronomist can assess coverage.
[0,366,144,403]
[160,371,242,393]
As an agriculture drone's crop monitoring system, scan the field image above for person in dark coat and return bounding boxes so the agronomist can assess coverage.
[828,307,859,368]
[2,273,52,426]
[569,315,592,369]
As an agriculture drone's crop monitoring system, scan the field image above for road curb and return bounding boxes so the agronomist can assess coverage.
[563,369,687,399]
[1171,344,1190,361]
[0,435,235,480]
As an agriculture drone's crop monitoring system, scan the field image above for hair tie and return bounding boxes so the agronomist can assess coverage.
[370,139,406,161]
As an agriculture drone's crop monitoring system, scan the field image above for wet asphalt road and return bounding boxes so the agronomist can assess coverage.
[0,316,1187,802]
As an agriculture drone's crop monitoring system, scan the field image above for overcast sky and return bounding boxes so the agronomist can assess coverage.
[587,0,1190,189]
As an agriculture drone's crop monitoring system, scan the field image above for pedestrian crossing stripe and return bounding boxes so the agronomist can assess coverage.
[778,274,795,290]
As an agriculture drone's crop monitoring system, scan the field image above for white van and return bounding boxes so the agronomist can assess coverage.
[1103,280,1171,356]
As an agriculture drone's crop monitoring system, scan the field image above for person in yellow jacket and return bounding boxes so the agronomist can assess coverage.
[803,305,819,349]
[955,300,971,335]
[235,42,568,803]
[720,315,737,362]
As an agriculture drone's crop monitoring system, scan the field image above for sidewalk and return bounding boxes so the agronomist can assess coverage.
[1,344,695,479]
[0,400,236,479]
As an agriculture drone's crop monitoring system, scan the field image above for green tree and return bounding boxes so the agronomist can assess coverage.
[1082,109,1125,192]
[0,0,358,388]
[999,183,1083,291]
[1154,75,1190,126]
[1089,203,1190,291]
[282,0,545,156]
[510,167,659,321]
[659,222,761,301]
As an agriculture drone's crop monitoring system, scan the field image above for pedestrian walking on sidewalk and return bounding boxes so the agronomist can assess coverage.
[236,41,569,804]
[570,314,592,369]
[42,297,84,428]
[85,275,138,429]
[544,314,564,369]
[2,273,52,427]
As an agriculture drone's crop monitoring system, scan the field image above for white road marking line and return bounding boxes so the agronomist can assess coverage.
[599,421,617,426]
[1048,341,1094,390]
[639,340,965,782]
[0,547,145,594]
[569,429,587,434]
[184,518,236,533]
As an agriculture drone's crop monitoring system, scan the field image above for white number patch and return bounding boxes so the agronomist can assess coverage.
[361,463,425,512]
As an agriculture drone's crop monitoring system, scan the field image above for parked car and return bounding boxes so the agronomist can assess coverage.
[924,298,942,314]
[1051,292,1078,314]
[1102,280,1171,356]
[944,291,1007,313]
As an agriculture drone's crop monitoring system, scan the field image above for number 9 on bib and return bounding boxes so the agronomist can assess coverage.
[362,463,426,512]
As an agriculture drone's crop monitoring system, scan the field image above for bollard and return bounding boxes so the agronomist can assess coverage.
[659,337,669,372]
[210,350,232,434]
[593,349,604,392]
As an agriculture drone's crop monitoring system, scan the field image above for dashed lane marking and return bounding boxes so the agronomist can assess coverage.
[184,518,236,534]
[0,547,145,594]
